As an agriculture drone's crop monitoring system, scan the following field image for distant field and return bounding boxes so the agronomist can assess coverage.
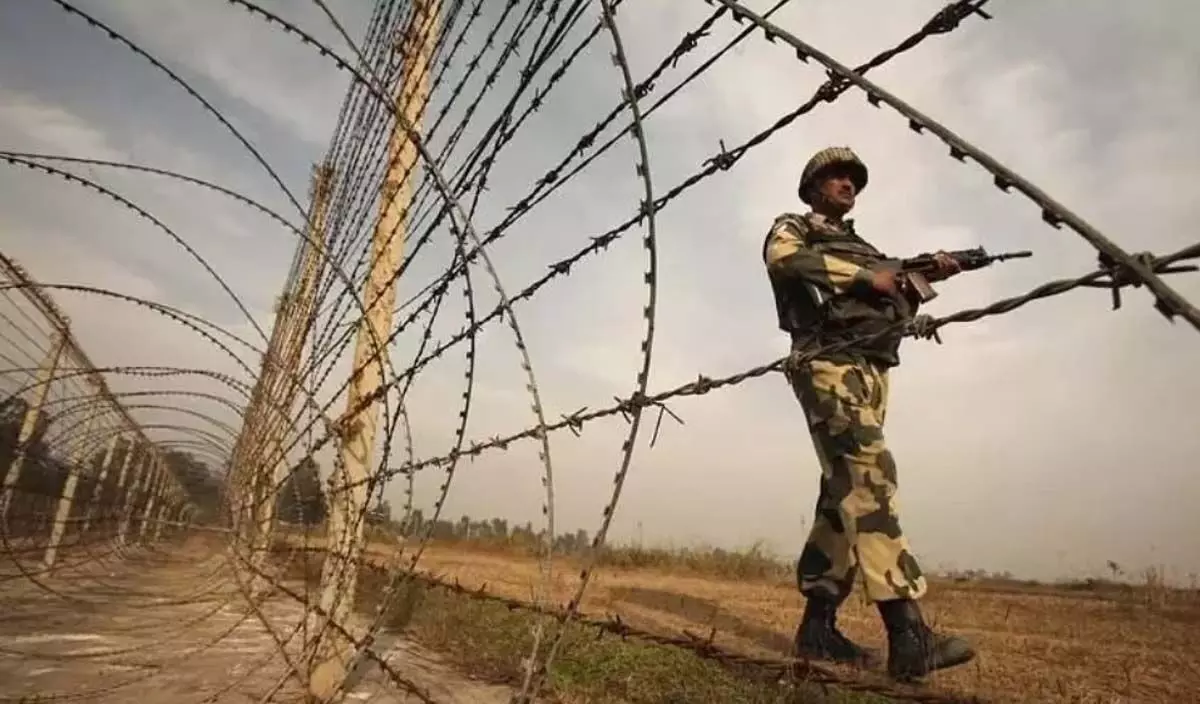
[275,532,1200,703]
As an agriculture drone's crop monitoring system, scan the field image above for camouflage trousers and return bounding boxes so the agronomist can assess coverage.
[785,355,928,603]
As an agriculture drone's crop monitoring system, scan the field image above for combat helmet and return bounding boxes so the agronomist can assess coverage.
[798,146,868,204]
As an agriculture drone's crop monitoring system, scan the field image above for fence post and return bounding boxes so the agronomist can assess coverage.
[118,454,152,545]
[138,463,163,541]
[43,408,99,570]
[79,431,119,533]
[0,333,66,524]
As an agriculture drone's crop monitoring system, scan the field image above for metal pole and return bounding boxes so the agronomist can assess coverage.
[152,487,172,541]
[43,409,99,570]
[104,437,138,537]
[138,464,163,541]
[307,3,440,699]
[118,454,151,545]
[0,333,66,524]
[79,431,119,533]
[254,163,333,554]
[229,164,331,553]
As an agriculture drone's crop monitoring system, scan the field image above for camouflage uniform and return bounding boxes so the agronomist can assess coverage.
[763,147,975,679]
[764,208,927,605]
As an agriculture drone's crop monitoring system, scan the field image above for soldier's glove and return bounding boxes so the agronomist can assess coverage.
[908,314,942,344]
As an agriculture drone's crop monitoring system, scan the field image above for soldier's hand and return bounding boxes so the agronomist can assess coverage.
[927,250,961,281]
[870,269,899,295]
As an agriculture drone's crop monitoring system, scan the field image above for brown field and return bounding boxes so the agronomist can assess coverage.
[276,533,1200,703]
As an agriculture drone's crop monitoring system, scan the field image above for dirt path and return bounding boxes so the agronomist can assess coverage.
[0,537,514,703]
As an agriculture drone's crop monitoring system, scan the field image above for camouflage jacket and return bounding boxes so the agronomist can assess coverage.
[761,211,918,368]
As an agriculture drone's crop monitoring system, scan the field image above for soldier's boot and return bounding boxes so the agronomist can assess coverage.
[877,598,975,681]
[793,594,880,667]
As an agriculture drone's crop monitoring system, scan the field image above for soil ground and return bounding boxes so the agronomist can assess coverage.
[0,536,513,703]
[404,543,1199,704]
[7,533,1194,703]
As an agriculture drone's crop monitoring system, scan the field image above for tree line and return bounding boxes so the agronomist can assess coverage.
[274,463,595,554]
[402,509,596,554]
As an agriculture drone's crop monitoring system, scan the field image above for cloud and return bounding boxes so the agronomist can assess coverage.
[77,0,365,147]
[0,0,1197,584]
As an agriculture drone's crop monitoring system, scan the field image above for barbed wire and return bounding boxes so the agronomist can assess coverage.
[393,242,1199,474]
[0,1,1195,704]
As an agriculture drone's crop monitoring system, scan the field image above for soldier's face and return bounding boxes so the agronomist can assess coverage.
[817,172,857,212]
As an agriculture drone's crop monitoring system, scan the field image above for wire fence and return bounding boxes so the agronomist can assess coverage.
[0,253,193,571]
[0,1,1196,703]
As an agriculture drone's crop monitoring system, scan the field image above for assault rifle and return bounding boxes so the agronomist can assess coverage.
[883,247,1032,303]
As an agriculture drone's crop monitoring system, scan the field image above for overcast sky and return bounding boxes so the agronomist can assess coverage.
[1,0,1197,584]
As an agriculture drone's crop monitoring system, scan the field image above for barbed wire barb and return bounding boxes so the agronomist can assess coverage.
[0,2,1195,704]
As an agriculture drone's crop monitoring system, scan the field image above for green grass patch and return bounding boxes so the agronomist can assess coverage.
[277,551,893,703]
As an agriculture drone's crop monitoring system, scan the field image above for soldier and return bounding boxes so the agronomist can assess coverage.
[761,146,976,680]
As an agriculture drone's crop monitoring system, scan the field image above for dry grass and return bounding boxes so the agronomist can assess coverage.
[277,548,890,704]
[276,530,1200,703]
